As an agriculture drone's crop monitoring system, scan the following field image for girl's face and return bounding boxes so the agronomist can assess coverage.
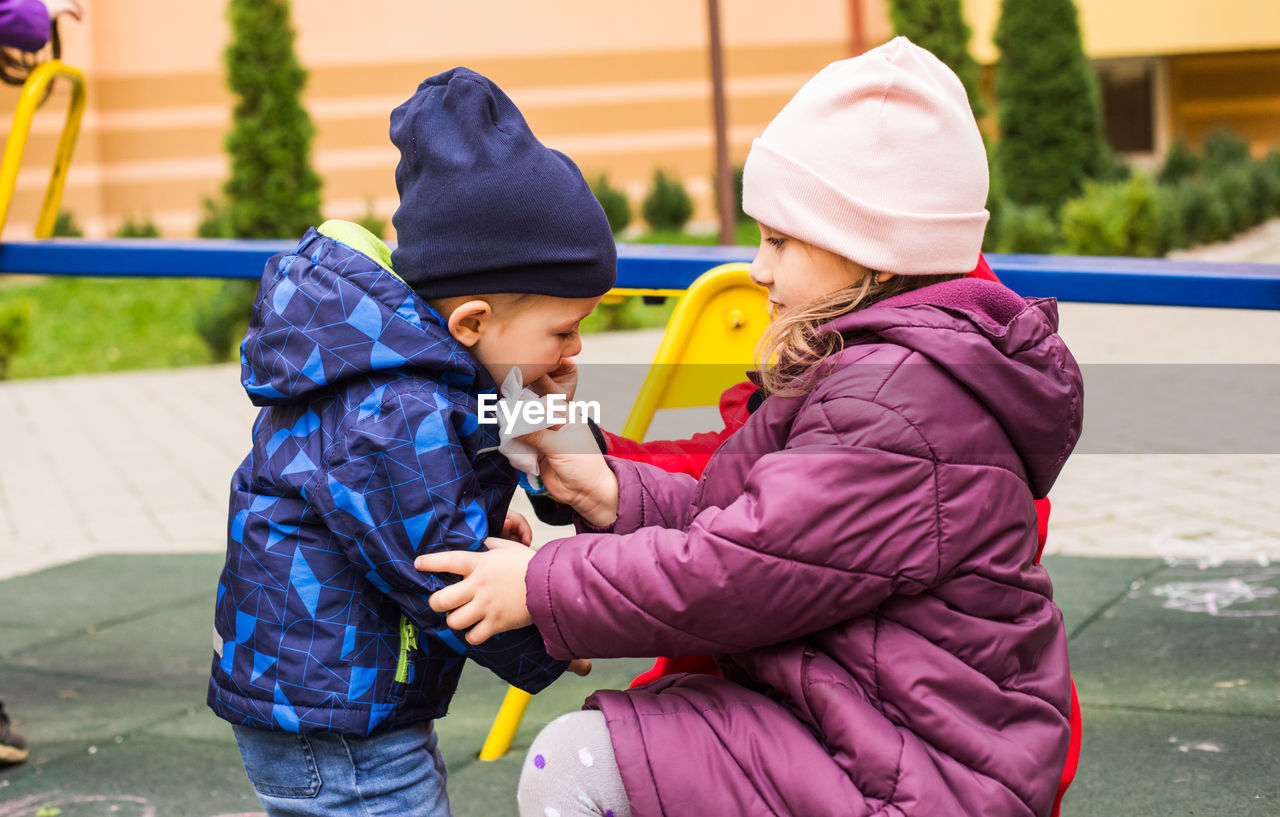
[748,223,870,312]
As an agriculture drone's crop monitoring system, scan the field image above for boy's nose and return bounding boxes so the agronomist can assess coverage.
[564,334,583,358]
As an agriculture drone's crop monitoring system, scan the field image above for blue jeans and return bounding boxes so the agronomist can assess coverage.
[232,722,452,817]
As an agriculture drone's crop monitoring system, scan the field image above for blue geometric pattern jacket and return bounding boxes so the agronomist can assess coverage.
[208,226,568,735]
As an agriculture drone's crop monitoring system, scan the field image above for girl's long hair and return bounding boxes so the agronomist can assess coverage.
[755,270,963,396]
[1,18,62,97]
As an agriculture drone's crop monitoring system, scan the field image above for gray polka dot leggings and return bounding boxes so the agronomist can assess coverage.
[517,710,631,817]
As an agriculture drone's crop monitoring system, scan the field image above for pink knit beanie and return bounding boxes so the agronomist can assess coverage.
[742,36,990,275]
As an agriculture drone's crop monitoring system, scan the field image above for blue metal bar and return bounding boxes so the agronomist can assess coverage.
[0,239,755,286]
[2,239,1279,309]
[0,238,289,280]
[989,253,1280,310]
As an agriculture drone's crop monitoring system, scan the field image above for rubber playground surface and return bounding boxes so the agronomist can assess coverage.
[0,552,1277,816]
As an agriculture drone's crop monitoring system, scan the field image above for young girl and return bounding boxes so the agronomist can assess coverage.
[418,37,1083,817]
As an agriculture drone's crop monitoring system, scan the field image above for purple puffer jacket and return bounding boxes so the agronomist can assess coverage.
[526,278,1083,817]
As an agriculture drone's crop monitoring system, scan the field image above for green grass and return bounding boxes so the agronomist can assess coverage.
[0,276,225,379]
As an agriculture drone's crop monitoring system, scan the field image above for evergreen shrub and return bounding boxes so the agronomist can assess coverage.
[1201,127,1252,175]
[355,203,386,239]
[1157,182,1193,253]
[733,165,749,224]
[1059,175,1164,258]
[1182,180,1233,246]
[115,215,161,238]
[1214,164,1255,233]
[0,299,33,380]
[1255,152,1280,219]
[222,0,322,239]
[983,144,1006,252]
[50,210,83,237]
[591,175,632,235]
[1157,136,1200,186]
[993,0,1108,210]
[642,170,693,231]
[995,203,1059,254]
[198,0,322,361]
[197,197,234,239]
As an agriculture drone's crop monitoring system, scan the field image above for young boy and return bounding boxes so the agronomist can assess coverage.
[208,68,614,817]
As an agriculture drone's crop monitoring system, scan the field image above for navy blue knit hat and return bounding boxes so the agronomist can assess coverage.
[389,68,617,300]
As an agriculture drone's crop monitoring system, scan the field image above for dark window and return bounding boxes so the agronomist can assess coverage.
[1098,61,1156,153]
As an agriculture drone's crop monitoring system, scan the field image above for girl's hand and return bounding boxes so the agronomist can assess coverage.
[527,356,579,405]
[417,537,534,645]
[524,424,619,527]
[567,659,593,677]
[501,510,532,546]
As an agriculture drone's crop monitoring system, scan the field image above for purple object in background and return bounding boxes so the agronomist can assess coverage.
[0,0,51,52]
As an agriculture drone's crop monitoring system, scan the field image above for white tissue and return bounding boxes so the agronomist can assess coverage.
[495,366,555,477]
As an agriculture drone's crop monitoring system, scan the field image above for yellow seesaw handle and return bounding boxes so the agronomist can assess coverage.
[0,60,86,240]
[478,686,533,761]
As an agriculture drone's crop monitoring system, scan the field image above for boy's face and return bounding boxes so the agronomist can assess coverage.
[453,294,602,388]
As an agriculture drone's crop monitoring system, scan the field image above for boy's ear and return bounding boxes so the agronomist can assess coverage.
[446,299,493,347]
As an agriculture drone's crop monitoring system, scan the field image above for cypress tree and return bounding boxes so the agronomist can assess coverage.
[222,0,322,238]
[197,0,322,361]
[888,0,986,118]
[993,0,1107,210]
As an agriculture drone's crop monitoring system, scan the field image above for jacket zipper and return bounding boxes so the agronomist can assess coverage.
[394,615,419,686]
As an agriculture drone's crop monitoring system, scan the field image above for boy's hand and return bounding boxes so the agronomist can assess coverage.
[568,659,593,677]
[417,537,534,644]
[501,510,532,546]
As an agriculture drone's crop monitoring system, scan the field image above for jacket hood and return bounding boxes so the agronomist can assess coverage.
[825,278,1083,497]
[241,228,485,406]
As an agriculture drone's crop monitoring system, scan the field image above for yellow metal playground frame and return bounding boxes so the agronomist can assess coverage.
[0,59,87,240]
[478,263,769,761]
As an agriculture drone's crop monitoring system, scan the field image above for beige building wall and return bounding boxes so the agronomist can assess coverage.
[1,0,894,239]
[964,0,1280,157]
[965,0,1280,63]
